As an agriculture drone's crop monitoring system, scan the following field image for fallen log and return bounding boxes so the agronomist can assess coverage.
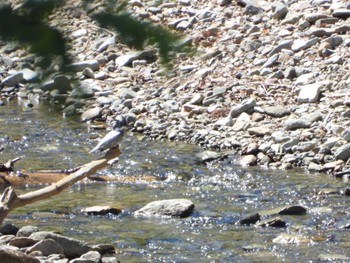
[0,148,125,225]
[0,171,157,186]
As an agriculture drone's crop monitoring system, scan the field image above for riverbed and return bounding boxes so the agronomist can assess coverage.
[1,99,349,262]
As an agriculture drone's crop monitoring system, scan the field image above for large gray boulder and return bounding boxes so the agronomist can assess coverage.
[29,231,92,258]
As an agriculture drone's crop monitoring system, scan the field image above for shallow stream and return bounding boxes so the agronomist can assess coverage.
[0,99,350,262]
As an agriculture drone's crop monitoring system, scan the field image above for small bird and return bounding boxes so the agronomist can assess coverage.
[89,118,128,154]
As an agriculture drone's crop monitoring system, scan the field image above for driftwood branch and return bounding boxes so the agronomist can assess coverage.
[0,157,21,173]
[0,148,120,225]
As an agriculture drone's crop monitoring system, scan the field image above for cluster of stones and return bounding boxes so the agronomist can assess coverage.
[0,199,194,262]
[1,0,350,173]
[0,224,119,263]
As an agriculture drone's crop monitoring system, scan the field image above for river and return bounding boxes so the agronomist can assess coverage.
[0,99,349,262]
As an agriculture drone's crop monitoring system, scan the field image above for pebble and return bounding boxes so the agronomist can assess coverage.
[2,0,350,176]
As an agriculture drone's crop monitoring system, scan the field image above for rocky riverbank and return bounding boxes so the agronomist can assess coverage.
[1,0,350,175]
[0,223,120,262]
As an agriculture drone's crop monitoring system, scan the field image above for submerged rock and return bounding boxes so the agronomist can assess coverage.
[272,233,312,244]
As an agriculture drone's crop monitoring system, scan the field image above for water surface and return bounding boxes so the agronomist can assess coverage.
[1,99,349,262]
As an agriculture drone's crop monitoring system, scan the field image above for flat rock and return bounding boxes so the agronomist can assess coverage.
[284,118,311,130]
[135,199,194,218]
[297,83,322,103]
[292,37,319,52]
[81,206,122,216]
[263,105,290,117]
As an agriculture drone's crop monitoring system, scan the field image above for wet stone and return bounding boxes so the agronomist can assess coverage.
[196,151,224,163]
[135,199,195,218]
[81,206,122,216]
[278,205,307,215]
[257,217,286,228]
[237,213,260,225]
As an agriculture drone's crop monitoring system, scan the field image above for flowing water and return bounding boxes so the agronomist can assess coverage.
[0,99,350,262]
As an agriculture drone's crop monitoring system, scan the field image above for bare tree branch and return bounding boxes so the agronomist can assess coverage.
[0,148,120,225]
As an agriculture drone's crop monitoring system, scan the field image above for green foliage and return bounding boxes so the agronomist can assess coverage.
[0,0,193,71]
